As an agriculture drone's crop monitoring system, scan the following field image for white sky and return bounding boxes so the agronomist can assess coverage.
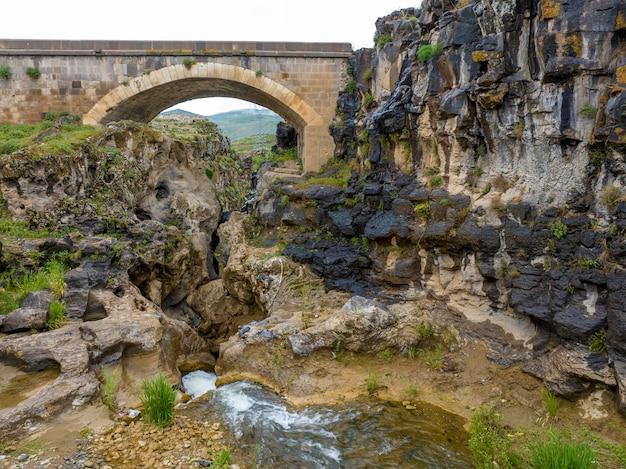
[3,0,406,115]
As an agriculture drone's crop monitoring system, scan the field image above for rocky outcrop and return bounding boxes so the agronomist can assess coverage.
[0,120,228,438]
[248,0,626,412]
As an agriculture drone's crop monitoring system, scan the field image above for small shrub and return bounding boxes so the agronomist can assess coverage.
[375,32,392,49]
[381,349,392,360]
[344,80,357,92]
[182,58,196,68]
[414,202,431,219]
[548,220,568,239]
[0,66,10,79]
[429,174,444,188]
[139,373,176,428]
[363,92,373,107]
[205,168,214,179]
[255,70,263,77]
[588,330,607,354]
[417,43,443,62]
[529,430,597,469]
[541,388,562,418]
[26,67,40,79]
[580,104,597,119]
[468,407,513,469]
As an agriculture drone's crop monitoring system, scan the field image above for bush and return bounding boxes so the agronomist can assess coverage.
[417,43,443,62]
[529,430,597,469]
[580,104,597,119]
[344,80,357,92]
[375,32,392,49]
[26,67,41,79]
[468,407,513,469]
[182,58,196,68]
[548,220,567,239]
[414,202,431,219]
[429,174,444,188]
[589,330,607,354]
[139,373,176,428]
[0,65,10,79]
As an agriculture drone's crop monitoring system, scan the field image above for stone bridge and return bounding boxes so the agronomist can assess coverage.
[0,40,354,172]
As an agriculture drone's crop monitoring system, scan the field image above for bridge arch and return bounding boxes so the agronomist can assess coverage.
[84,63,324,171]
[0,40,352,171]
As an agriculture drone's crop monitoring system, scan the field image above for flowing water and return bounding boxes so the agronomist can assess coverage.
[180,372,473,468]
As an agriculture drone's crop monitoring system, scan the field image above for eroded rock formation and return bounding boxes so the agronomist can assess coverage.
[252,0,626,412]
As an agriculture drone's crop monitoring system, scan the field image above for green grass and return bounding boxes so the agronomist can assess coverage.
[101,368,118,412]
[588,330,607,354]
[529,430,597,469]
[211,448,232,468]
[303,158,353,188]
[0,120,101,157]
[468,406,513,469]
[417,43,443,62]
[425,343,444,371]
[252,147,301,171]
[139,373,177,428]
[541,388,562,418]
[0,218,52,238]
[231,133,274,153]
[0,122,51,155]
[47,300,67,329]
[37,122,101,156]
[0,258,70,316]
[366,372,383,393]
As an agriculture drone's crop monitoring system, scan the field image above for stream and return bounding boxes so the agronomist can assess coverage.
[180,371,473,468]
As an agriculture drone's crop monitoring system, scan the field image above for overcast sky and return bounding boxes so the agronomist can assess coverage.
[3,0,407,115]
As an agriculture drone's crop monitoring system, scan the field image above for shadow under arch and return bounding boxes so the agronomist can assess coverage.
[83,62,323,134]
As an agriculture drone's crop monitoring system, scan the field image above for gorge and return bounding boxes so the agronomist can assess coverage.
[1,0,626,467]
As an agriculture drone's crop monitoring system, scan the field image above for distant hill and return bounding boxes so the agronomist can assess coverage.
[159,108,282,142]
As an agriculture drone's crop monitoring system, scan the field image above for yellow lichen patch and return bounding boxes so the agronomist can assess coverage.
[616,65,626,85]
[472,50,503,63]
[564,34,582,57]
[542,0,561,20]
[617,9,626,30]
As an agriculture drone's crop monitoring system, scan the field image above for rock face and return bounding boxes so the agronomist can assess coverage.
[248,1,626,412]
[0,120,230,438]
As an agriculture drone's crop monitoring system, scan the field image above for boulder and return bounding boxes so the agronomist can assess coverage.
[0,307,49,333]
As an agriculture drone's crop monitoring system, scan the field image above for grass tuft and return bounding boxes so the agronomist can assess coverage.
[529,430,597,469]
[139,373,176,428]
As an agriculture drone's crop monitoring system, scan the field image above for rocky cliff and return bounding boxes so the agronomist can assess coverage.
[251,0,626,413]
[1,0,626,448]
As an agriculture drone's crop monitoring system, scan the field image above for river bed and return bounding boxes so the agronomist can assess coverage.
[180,371,472,468]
